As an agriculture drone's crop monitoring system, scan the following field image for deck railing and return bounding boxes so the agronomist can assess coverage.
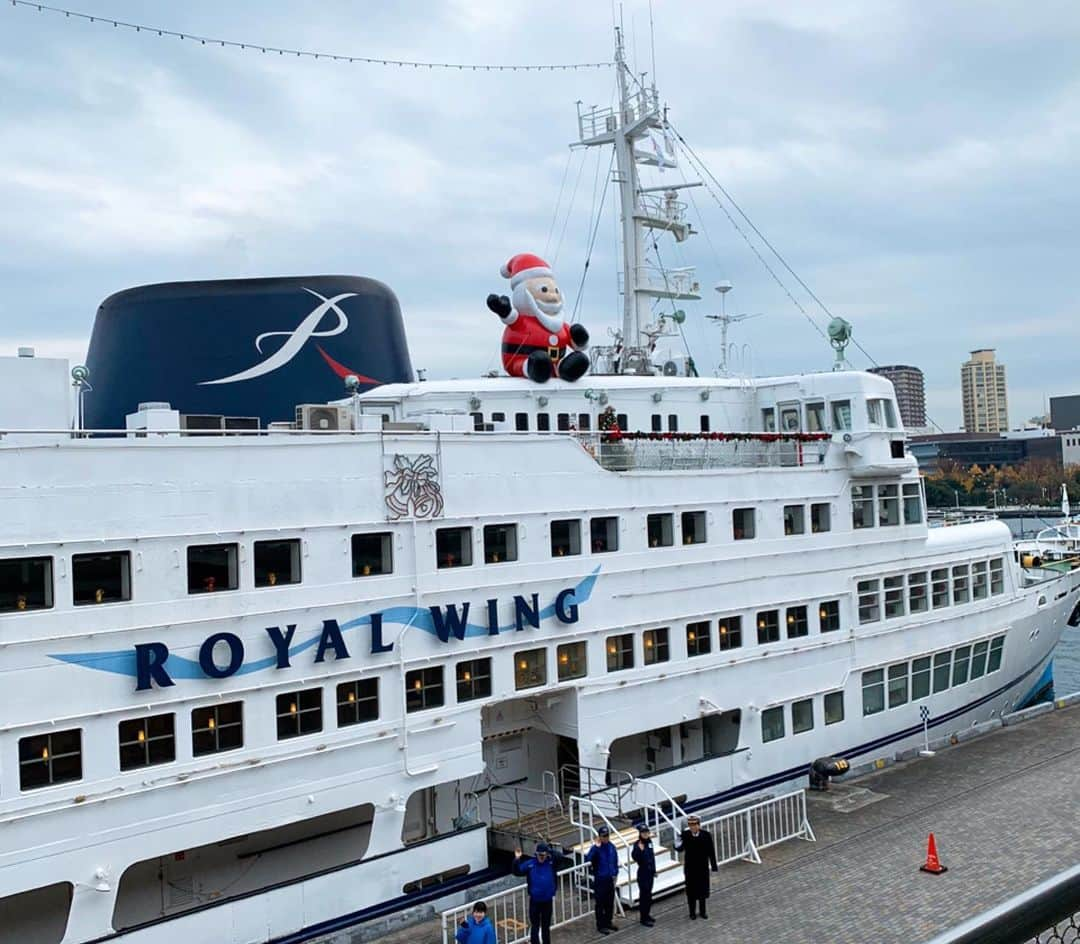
[579,430,831,471]
[699,790,816,867]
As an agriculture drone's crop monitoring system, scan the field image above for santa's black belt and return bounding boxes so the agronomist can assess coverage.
[502,343,566,359]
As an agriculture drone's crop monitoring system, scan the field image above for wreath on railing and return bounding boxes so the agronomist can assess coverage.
[615,431,831,443]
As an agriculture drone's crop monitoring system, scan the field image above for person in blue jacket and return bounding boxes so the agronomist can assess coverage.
[513,843,557,944]
[584,825,621,935]
[456,901,497,944]
[630,823,657,927]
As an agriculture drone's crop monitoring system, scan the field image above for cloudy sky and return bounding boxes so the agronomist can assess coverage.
[1,0,1078,430]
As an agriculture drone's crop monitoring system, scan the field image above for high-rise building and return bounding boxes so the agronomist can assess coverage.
[1050,394,1080,432]
[868,365,926,430]
[960,349,1008,433]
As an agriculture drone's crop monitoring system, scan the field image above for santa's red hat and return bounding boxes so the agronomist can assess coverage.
[500,253,553,288]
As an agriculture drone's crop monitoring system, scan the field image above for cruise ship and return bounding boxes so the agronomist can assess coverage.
[3,28,1079,944]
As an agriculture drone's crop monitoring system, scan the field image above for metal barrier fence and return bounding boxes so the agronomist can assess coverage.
[702,790,816,866]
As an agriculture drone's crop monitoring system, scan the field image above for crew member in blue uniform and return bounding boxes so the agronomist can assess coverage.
[676,814,718,920]
[513,843,557,944]
[630,823,657,927]
[456,901,497,944]
[585,825,620,935]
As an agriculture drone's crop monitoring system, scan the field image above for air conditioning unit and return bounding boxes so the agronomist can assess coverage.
[181,413,225,434]
[295,404,352,431]
[224,416,260,432]
[267,421,295,434]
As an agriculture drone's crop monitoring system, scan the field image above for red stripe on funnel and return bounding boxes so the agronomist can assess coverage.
[316,345,379,386]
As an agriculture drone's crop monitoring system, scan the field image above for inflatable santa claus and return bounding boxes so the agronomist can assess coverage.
[486,253,590,383]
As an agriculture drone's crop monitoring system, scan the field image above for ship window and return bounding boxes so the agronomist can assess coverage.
[970,641,989,680]
[352,532,393,577]
[537,413,551,432]
[19,728,81,791]
[831,400,852,431]
[73,551,131,605]
[682,510,707,544]
[557,641,588,680]
[783,505,805,536]
[668,414,678,432]
[806,402,826,432]
[515,412,529,431]
[647,513,674,548]
[756,609,780,644]
[852,485,874,530]
[824,691,845,725]
[932,652,952,693]
[718,615,742,650]
[606,633,634,672]
[990,558,1005,595]
[912,657,931,699]
[700,415,710,432]
[971,561,989,599]
[578,413,591,431]
[952,645,971,686]
[491,412,506,423]
[761,706,784,742]
[651,414,663,432]
[786,605,809,638]
[192,702,243,756]
[792,698,814,733]
[686,620,711,657]
[436,527,473,568]
[988,636,1005,673]
[406,667,444,712]
[551,519,581,557]
[456,658,493,702]
[877,485,900,526]
[643,627,670,665]
[0,556,53,612]
[952,564,970,604]
[590,516,619,553]
[515,648,547,690]
[811,503,831,533]
[884,575,905,619]
[483,524,518,564]
[867,399,884,427]
[617,413,629,431]
[903,483,923,524]
[470,412,484,431]
[908,572,928,613]
[862,669,885,716]
[187,543,239,594]
[118,713,175,771]
[557,413,571,431]
[818,600,840,633]
[254,539,301,588]
[733,507,755,540]
[276,688,323,739]
[857,579,880,624]
[931,568,950,608]
[780,406,800,432]
[761,408,776,432]
[883,400,898,428]
[337,678,379,726]
[888,663,909,708]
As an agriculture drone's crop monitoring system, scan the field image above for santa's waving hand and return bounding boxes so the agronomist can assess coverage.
[486,253,589,383]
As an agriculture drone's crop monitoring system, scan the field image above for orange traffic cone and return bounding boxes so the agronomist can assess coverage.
[920,833,948,875]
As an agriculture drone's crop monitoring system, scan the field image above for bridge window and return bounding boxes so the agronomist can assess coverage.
[19,728,82,791]
[786,605,809,638]
[118,713,175,771]
[515,648,547,690]
[989,558,1005,595]
[988,636,1005,673]
[436,527,472,569]
[551,519,581,557]
[255,539,302,588]
[824,691,844,725]
[867,399,884,427]
[878,485,900,526]
[756,609,780,644]
[884,576,905,619]
[606,633,634,672]
[718,615,742,650]
[456,658,493,701]
[557,641,588,680]
[187,543,238,594]
[617,413,628,431]
[952,645,971,686]
[911,656,931,699]
[644,627,670,664]
[932,652,952,693]
[647,513,674,548]
[733,507,755,540]
[352,532,393,577]
[192,702,243,755]
[857,579,881,624]
[73,551,131,605]
[590,516,619,553]
[851,485,873,530]
[483,524,518,564]
[406,667,444,712]
[686,620,711,657]
[888,663,909,708]
[908,572,928,613]
[971,561,988,600]
[0,556,53,612]
[668,414,678,432]
[903,483,923,524]
[969,641,989,680]
[557,413,571,431]
[831,400,852,431]
[806,402,826,432]
[783,504,805,536]
[792,698,814,734]
[537,413,551,431]
[682,510,707,544]
[862,669,884,716]
[761,706,784,742]
[931,568,950,608]
[818,600,840,633]
[761,408,776,432]
[811,503,831,533]
[276,688,323,739]
[515,412,529,431]
[575,413,590,431]
[337,678,379,726]
[952,564,970,604]
[651,414,663,432]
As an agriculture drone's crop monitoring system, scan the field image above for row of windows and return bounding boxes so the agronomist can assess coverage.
[472,411,722,435]
[761,396,898,435]
[761,690,846,743]
[852,483,923,529]
[861,636,1006,716]
[856,558,1005,625]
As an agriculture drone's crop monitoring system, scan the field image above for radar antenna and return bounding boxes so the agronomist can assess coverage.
[705,281,761,376]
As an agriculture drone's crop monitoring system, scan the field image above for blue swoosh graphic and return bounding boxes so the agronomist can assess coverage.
[48,568,600,680]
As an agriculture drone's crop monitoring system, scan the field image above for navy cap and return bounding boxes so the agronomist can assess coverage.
[597,825,610,837]
[536,843,551,854]
[637,823,651,833]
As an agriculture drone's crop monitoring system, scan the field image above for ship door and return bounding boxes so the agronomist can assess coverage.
[402,786,434,844]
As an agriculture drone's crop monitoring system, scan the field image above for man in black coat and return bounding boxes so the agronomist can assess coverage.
[630,823,657,927]
[676,814,718,919]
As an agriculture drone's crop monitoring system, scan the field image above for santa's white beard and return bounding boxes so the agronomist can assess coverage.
[512,283,564,333]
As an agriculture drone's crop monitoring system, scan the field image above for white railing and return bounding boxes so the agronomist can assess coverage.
[700,790,816,866]
[579,431,831,471]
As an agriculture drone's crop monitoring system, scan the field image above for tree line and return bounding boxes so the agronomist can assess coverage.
[923,460,1080,508]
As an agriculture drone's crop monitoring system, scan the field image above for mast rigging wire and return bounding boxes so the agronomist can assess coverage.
[570,148,616,325]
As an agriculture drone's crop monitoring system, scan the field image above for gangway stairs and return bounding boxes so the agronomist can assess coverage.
[569,825,686,907]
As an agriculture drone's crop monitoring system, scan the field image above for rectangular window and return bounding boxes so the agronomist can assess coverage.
[606,633,634,672]
[578,413,592,431]
[19,728,82,790]
[73,551,131,605]
[187,543,239,594]
[483,524,518,564]
[877,485,900,527]
[867,399,884,427]
[667,414,678,432]
[436,527,473,568]
[119,713,175,771]
[276,688,323,739]
[988,636,1005,673]
[456,658,493,702]
[971,561,988,600]
[911,656,932,700]
[952,645,971,686]
[733,507,755,540]
[970,641,989,680]
[686,620,711,657]
[551,519,581,557]
[590,516,619,553]
[888,663,909,708]
[192,702,243,756]
[952,564,970,604]
[786,605,809,638]
[557,413,571,432]
[990,558,1005,595]
[852,485,874,530]
[647,513,674,548]
[857,579,881,624]
[903,483,923,524]
[761,706,785,742]
[491,412,506,424]
[352,532,393,577]
[756,609,780,644]
[337,678,379,726]
[933,651,952,693]
[884,575,905,619]
[700,415,711,432]
[862,669,885,716]
[515,412,529,431]
[515,648,547,690]
[643,627,670,665]
[783,505,805,536]
[792,698,814,734]
[780,406,800,432]
[932,568,950,608]
[806,402,826,433]
[0,555,53,612]
[761,408,776,432]
[254,539,302,588]
[651,414,663,432]
[811,503,831,533]
[908,572,928,613]
[824,691,845,725]
[681,511,707,545]
[616,413,628,432]
[883,400,898,428]
[831,400,852,431]
[718,615,743,650]
[537,413,551,432]
[557,641,588,680]
[470,411,484,431]
[406,667,445,712]
[818,600,840,633]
